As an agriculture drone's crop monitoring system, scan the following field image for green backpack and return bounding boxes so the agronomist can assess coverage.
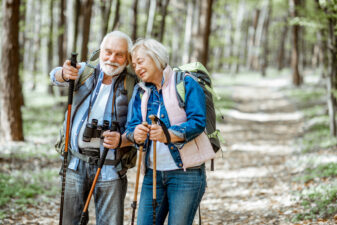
[55,49,139,171]
[173,62,221,170]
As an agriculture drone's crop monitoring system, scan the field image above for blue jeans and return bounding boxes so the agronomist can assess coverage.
[137,166,206,225]
[61,160,127,225]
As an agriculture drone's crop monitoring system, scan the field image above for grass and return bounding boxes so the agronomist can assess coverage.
[295,163,337,183]
[0,82,63,221]
[299,117,337,153]
[292,181,337,222]
[287,77,337,222]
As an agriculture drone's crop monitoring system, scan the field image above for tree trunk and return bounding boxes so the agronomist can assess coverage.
[73,0,81,52]
[158,0,170,42]
[32,0,42,91]
[58,0,66,66]
[182,0,193,64]
[190,0,213,67]
[146,0,156,37]
[131,0,138,41]
[0,0,24,141]
[261,0,272,76]
[290,0,302,86]
[277,17,288,71]
[81,0,94,61]
[112,0,120,30]
[100,0,113,41]
[47,0,55,95]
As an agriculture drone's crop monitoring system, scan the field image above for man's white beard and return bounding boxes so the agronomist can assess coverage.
[101,61,126,76]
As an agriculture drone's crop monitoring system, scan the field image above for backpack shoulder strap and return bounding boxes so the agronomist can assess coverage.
[78,49,100,86]
[124,71,139,103]
[175,71,186,108]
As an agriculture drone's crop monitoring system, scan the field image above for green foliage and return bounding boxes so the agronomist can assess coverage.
[295,163,337,183]
[292,181,337,221]
[287,88,325,103]
[0,173,42,207]
[299,116,337,152]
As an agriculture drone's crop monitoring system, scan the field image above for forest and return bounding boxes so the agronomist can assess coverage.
[1,0,337,224]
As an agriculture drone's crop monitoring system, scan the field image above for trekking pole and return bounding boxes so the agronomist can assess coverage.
[79,121,120,225]
[131,121,148,225]
[149,115,157,225]
[59,52,77,225]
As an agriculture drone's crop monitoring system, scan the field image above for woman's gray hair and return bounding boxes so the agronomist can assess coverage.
[131,38,169,70]
[100,31,133,53]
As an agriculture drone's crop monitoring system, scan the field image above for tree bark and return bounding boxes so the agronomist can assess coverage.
[146,0,156,37]
[261,0,272,76]
[277,17,288,71]
[58,0,66,66]
[290,0,302,86]
[32,0,42,91]
[131,0,138,41]
[190,0,213,67]
[81,0,94,61]
[0,0,24,141]
[112,0,120,30]
[73,0,81,52]
[158,0,170,42]
[182,0,193,64]
[47,0,55,95]
[100,0,113,41]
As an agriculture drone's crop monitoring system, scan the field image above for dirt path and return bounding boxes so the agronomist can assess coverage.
[194,76,304,225]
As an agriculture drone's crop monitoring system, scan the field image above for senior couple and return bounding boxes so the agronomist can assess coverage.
[51,31,208,225]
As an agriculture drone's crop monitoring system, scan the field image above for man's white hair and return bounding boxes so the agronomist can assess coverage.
[100,31,133,53]
[131,38,169,70]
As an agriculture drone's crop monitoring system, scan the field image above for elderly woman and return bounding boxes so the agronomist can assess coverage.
[126,38,213,225]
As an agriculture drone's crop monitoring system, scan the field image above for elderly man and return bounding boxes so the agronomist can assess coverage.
[50,31,137,225]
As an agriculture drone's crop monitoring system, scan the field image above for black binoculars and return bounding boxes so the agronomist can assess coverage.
[82,119,110,142]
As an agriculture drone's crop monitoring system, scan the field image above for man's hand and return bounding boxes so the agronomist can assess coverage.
[56,60,81,82]
[149,124,167,143]
[134,124,150,145]
[102,131,121,149]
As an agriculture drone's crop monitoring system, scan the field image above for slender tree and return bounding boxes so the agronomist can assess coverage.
[73,0,81,52]
[112,0,120,30]
[100,0,113,41]
[290,0,302,86]
[47,0,55,95]
[261,0,272,76]
[58,0,66,66]
[131,0,138,41]
[81,0,94,61]
[190,0,213,67]
[0,0,24,141]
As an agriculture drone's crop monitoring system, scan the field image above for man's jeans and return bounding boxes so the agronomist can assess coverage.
[137,166,206,225]
[61,160,127,225]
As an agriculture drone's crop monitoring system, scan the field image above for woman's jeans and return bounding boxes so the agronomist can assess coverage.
[137,166,206,225]
[61,160,127,225]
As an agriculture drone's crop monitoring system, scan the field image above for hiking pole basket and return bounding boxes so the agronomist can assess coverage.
[149,115,158,225]
[131,122,148,225]
[79,121,120,225]
[59,52,77,225]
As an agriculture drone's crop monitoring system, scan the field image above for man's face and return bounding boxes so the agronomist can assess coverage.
[100,36,129,76]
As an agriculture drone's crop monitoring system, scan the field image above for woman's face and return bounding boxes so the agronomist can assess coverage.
[132,48,162,84]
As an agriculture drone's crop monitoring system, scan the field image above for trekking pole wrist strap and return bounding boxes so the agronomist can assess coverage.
[156,117,171,145]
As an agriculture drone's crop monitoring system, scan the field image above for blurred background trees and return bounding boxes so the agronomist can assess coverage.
[1,0,337,140]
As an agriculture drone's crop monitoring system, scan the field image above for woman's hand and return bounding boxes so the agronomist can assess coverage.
[102,131,121,149]
[134,124,150,144]
[149,124,167,143]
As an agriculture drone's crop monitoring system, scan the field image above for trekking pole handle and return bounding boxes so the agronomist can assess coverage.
[68,52,77,105]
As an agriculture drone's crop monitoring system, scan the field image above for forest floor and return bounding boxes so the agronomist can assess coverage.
[1,71,337,224]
